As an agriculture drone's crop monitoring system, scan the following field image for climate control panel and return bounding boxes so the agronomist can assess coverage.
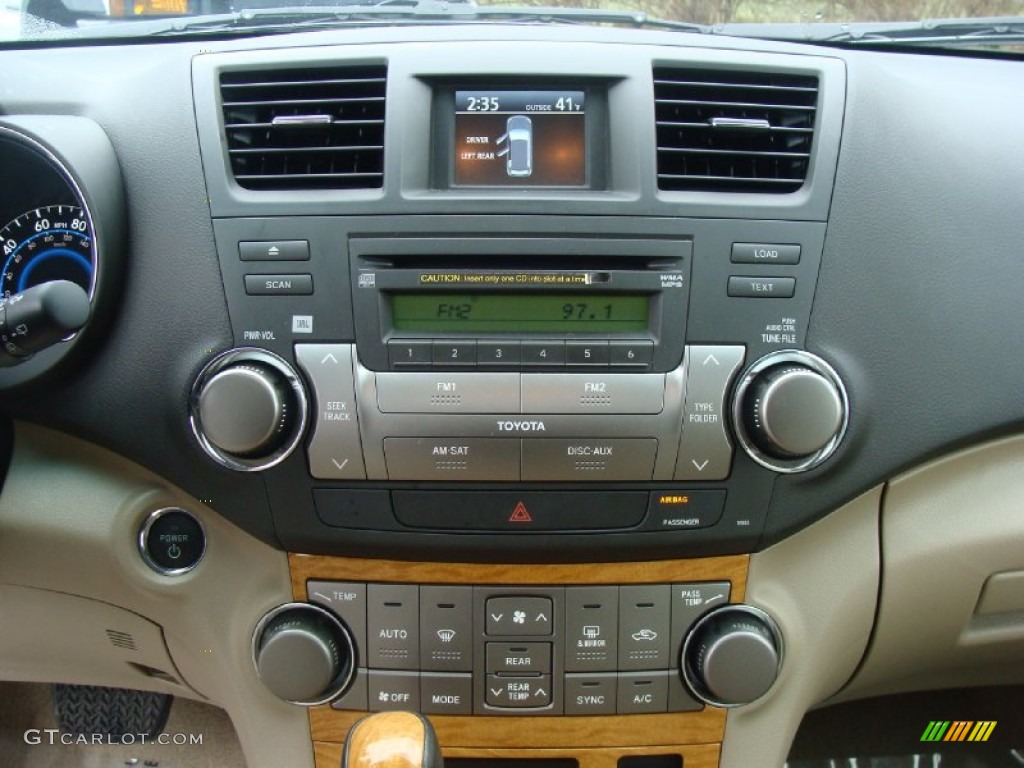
[303,579,738,716]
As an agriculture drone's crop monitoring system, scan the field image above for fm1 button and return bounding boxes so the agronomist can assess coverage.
[139,508,206,575]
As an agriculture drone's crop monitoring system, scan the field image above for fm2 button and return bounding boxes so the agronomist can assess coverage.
[139,508,206,575]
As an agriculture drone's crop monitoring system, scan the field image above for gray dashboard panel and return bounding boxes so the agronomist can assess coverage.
[0,27,1021,559]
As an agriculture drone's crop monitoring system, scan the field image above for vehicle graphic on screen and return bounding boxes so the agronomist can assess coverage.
[497,115,533,177]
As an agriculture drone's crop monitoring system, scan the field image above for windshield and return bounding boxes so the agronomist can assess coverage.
[5,0,1024,47]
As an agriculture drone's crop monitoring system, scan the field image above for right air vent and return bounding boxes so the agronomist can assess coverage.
[654,67,819,194]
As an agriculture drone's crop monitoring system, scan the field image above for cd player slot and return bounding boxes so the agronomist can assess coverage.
[371,254,677,272]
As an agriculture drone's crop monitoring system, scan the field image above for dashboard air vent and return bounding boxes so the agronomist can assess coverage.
[654,67,818,194]
[220,65,386,191]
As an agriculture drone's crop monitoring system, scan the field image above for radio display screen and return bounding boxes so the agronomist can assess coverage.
[453,89,586,187]
[391,293,649,333]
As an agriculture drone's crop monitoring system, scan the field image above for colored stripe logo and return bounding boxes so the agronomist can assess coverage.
[921,721,996,742]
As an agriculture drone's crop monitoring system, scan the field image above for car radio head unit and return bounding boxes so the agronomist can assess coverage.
[349,236,691,373]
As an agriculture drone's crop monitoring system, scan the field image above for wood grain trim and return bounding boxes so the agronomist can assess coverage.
[289,554,748,594]
[316,741,721,768]
[345,712,429,768]
[311,708,724,748]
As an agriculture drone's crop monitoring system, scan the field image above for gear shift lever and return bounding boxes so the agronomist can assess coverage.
[342,712,444,768]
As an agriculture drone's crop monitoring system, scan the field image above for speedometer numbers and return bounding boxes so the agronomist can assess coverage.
[1,205,94,299]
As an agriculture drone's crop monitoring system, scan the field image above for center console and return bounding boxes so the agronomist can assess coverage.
[182,40,849,768]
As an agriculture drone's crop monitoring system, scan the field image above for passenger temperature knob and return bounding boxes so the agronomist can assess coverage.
[253,603,356,706]
[733,350,848,472]
[190,349,308,471]
[681,605,782,707]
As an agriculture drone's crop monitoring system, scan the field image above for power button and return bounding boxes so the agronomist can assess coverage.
[139,508,206,575]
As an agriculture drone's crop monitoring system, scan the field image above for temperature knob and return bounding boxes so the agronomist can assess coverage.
[681,605,782,708]
[190,349,308,471]
[732,350,848,473]
[253,602,356,706]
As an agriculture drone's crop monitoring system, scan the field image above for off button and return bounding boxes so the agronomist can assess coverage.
[139,508,206,575]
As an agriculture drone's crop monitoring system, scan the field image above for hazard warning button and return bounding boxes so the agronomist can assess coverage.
[391,491,647,532]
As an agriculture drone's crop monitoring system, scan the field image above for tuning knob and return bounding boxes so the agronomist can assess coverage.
[681,605,782,708]
[190,349,308,471]
[252,602,356,706]
[732,350,848,473]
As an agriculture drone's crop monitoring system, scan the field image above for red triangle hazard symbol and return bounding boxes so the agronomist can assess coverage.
[509,501,533,523]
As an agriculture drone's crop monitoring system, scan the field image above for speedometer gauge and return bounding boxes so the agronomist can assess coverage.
[0,205,95,299]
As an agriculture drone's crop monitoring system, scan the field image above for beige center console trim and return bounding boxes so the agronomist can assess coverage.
[0,423,313,768]
[721,486,882,768]
[838,434,1024,701]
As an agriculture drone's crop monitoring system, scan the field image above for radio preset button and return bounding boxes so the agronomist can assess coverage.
[384,438,520,481]
[675,346,745,481]
[295,344,366,480]
[376,372,520,413]
[388,340,432,369]
[608,341,654,368]
[478,341,521,367]
[521,373,665,414]
[432,341,476,367]
[521,341,565,367]
[521,439,657,482]
[566,341,609,367]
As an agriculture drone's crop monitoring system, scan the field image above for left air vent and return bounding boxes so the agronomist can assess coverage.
[220,65,386,191]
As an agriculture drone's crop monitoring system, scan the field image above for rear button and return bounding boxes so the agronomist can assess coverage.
[139,508,205,575]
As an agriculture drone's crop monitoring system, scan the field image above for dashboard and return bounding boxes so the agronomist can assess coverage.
[1,20,1024,768]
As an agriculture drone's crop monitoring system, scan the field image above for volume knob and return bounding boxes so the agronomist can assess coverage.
[190,349,308,471]
[733,350,848,473]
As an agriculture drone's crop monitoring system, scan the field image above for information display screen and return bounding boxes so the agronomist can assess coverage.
[391,293,649,333]
[453,89,586,187]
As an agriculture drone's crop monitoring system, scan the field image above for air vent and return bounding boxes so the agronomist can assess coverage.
[106,629,138,650]
[220,65,386,191]
[654,67,818,193]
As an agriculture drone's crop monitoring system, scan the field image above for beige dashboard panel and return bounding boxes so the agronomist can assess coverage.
[721,486,881,768]
[0,423,314,768]
[839,434,1024,701]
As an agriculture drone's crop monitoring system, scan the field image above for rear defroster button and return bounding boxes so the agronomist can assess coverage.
[139,508,206,575]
